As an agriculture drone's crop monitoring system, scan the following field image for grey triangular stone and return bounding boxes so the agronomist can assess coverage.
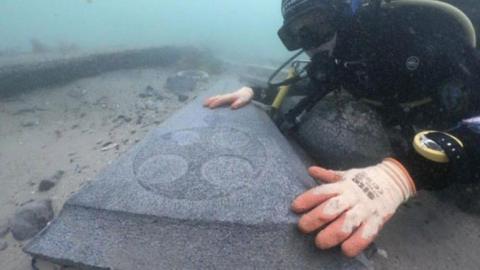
[23,86,364,269]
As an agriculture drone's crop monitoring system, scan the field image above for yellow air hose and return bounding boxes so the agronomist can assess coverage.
[272,67,297,113]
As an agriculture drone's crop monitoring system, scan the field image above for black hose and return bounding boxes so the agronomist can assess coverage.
[267,50,305,88]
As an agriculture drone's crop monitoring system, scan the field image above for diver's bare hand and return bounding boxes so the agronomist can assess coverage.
[203,87,254,110]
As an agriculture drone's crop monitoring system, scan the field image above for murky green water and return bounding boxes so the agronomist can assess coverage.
[0,0,288,61]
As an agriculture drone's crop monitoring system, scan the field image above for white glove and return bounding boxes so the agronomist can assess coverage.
[203,87,254,110]
[292,158,416,257]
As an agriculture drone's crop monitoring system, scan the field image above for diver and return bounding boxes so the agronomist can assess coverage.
[204,0,480,258]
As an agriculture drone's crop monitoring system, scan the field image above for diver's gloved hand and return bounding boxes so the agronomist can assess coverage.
[292,158,416,257]
[203,87,254,110]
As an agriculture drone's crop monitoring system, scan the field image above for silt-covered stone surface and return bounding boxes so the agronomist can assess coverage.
[23,87,365,269]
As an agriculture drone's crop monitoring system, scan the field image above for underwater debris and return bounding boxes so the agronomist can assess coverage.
[100,142,118,152]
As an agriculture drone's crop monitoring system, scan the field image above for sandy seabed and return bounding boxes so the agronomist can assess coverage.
[0,67,213,270]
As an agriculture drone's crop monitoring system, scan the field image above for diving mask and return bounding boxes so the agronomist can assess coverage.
[278,8,336,51]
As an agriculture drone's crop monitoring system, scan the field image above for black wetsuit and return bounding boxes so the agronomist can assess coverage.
[252,6,480,191]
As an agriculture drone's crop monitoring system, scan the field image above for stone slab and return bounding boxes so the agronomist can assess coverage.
[23,84,366,269]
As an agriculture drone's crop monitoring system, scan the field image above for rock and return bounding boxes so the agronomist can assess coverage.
[0,240,7,251]
[0,222,9,237]
[178,94,189,102]
[38,171,65,192]
[38,180,56,192]
[10,199,54,241]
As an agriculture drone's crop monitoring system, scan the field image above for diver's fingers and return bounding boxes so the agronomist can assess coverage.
[231,96,250,109]
[341,214,391,257]
[291,183,343,213]
[207,94,237,108]
[314,204,367,250]
[203,95,220,107]
[298,193,356,233]
[308,166,343,183]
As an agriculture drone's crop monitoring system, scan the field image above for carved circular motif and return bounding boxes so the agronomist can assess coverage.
[201,156,254,186]
[136,155,188,187]
[133,127,266,200]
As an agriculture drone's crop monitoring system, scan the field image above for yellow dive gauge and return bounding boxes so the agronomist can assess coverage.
[413,131,464,163]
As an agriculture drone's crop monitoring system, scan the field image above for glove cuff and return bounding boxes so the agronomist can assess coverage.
[382,158,417,200]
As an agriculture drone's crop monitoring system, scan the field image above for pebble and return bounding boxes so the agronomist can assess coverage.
[38,171,65,192]
[38,180,56,192]
[102,141,113,148]
[10,199,54,241]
